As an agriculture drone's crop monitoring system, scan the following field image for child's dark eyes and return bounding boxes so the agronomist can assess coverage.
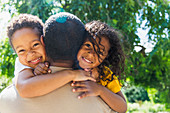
[85,44,91,48]
[18,49,25,53]
[33,43,40,47]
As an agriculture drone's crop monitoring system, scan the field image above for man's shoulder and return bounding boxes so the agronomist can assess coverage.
[0,84,18,104]
[0,84,18,113]
[0,84,16,96]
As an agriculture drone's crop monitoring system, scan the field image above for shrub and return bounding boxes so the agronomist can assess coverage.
[124,85,150,102]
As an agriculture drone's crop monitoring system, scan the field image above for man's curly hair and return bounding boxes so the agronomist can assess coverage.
[85,20,125,81]
[7,14,44,50]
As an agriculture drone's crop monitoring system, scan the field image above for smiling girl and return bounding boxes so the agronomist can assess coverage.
[72,20,127,113]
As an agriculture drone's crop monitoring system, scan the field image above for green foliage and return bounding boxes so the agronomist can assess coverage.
[61,0,142,48]
[0,38,16,92]
[154,89,170,109]
[2,0,64,22]
[142,0,170,40]
[0,76,12,92]
[124,85,150,102]
[128,37,170,107]
[0,38,17,78]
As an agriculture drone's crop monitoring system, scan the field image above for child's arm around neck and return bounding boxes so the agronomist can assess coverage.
[15,61,96,98]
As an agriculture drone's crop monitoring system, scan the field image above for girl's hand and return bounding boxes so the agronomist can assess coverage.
[71,80,103,99]
[34,61,51,75]
[72,70,96,82]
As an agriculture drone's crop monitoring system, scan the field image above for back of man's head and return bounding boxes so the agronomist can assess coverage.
[43,12,85,62]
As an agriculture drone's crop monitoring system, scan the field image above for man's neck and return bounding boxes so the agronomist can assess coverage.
[49,60,74,68]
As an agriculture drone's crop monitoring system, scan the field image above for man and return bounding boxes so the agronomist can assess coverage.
[0,12,116,113]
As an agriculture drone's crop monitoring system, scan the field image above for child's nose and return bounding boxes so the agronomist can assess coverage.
[88,50,96,56]
[28,50,36,56]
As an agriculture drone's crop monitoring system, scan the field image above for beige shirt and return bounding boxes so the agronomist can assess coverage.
[0,66,116,113]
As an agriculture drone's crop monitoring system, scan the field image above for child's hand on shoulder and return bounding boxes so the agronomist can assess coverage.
[34,61,51,75]
[72,70,96,82]
[71,80,103,99]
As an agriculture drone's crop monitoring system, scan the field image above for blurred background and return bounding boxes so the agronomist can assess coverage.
[0,0,169,112]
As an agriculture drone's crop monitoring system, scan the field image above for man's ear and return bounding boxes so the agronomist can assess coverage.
[40,35,45,46]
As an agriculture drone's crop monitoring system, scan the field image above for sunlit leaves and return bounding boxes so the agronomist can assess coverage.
[0,38,17,78]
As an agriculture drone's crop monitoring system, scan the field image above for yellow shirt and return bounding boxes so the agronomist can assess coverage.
[99,66,122,93]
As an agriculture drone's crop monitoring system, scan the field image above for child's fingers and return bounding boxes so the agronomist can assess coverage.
[34,69,43,75]
[85,71,92,77]
[35,65,48,75]
[34,71,38,76]
[47,69,52,74]
[72,87,88,93]
[44,61,50,68]
[86,76,96,82]
[38,63,49,71]
[71,81,85,87]
[39,66,48,74]
[84,71,96,82]
[72,81,76,84]
[77,92,90,99]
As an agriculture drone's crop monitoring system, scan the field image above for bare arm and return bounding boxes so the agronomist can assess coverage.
[15,69,95,98]
[99,86,127,113]
[72,81,127,113]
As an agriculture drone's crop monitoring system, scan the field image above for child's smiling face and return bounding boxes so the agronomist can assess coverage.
[77,36,110,70]
[12,28,46,68]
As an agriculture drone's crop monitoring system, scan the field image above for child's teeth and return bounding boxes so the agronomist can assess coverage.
[84,58,91,63]
[32,57,40,62]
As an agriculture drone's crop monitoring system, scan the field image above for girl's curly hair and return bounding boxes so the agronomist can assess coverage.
[85,20,125,81]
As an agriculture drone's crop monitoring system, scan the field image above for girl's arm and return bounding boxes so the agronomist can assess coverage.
[15,68,95,98]
[99,87,127,113]
[71,81,127,113]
